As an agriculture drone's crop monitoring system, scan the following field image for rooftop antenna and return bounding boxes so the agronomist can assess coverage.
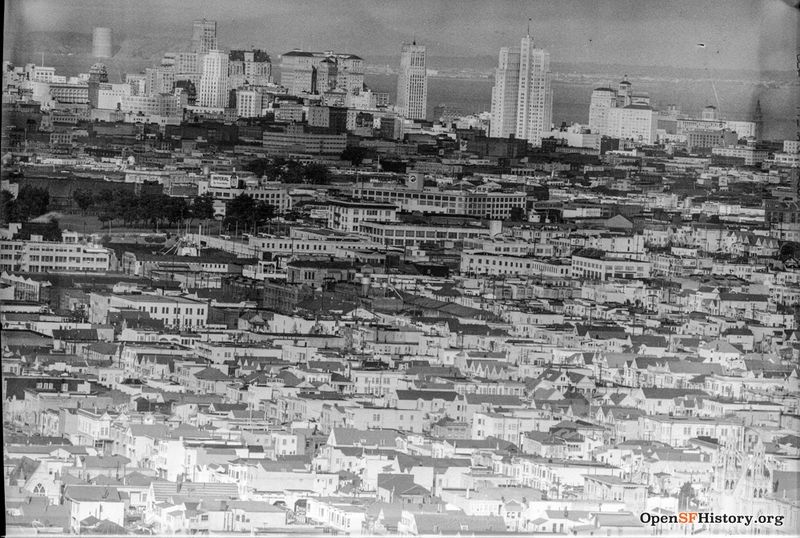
[527,18,531,38]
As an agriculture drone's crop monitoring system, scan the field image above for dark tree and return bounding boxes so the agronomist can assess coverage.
[94,189,115,205]
[164,196,189,225]
[508,207,526,222]
[243,158,272,178]
[14,220,62,241]
[282,161,305,183]
[341,147,368,166]
[191,193,215,221]
[678,482,696,511]
[15,185,50,221]
[0,190,18,224]
[225,194,256,228]
[304,163,331,185]
[254,201,276,225]
[72,189,95,214]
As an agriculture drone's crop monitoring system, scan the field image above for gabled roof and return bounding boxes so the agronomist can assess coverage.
[395,389,459,402]
[330,428,402,447]
[193,367,232,381]
[464,394,523,406]
[640,388,708,399]
[64,485,122,502]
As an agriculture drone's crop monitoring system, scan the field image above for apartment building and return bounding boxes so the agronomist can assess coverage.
[327,199,398,233]
[460,252,572,278]
[0,235,113,273]
[89,293,208,328]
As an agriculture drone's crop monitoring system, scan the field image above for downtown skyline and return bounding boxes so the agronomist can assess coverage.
[4,0,799,73]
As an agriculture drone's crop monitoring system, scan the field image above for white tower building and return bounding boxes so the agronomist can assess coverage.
[588,87,617,134]
[198,49,229,108]
[515,33,552,146]
[489,47,521,138]
[396,42,427,120]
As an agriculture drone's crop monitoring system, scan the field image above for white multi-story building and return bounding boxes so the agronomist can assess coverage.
[396,42,427,120]
[515,33,552,146]
[279,50,364,96]
[327,200,397,233]
[711,144,769,166]
[228,49,272,90]
[89,293,208,328]
[588,87,617,134]
[460,252,572,278]
[604,105,657,144]
[198,50,229,108]
[360,221,491,248]
[351,183,527,219]
[121,91,187,117]
[0,234,113,273]
[144,66,175,96]
[97,83,132,110]
[571,255,651,281]
[489,47,521,138]
[236,88,263,118]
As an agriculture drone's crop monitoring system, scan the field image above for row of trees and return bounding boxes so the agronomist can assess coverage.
[72,189,216,229]
[72,188,279,232]
[243,157,331,185]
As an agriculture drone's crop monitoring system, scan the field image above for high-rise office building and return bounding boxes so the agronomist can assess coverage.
[605,105,657,144]
[489,30,552,145]
[198,50,229,108]
[279,50,363,96]
[236,88,264,118]
[92,27,112,58]
[192,19,217,55]
[228,50,272,90]
[588,87,617,134]
[396,42,427,120]
[515,33,552,146]
[145,66,175,95]
[489,47,521,138]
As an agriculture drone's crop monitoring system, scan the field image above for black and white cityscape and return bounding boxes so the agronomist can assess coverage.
[1,0,799,535]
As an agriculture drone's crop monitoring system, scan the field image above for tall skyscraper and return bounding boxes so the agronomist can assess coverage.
[515,33,552,146]
[588,87,617,134]
[489,47,520,138]
[198,50,229,108]
[396,42,427,120]
[92,27,112,58]
[488,30,552,145]
[192,19,217,55]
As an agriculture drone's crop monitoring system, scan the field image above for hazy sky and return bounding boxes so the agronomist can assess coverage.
[4,0,798,71]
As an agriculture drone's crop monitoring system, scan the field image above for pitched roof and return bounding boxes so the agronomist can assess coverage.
[194,367,232,381]
[395,389,459,402]
[64,486,123,502]
[640,388,708,399]
[330,428,402,447]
